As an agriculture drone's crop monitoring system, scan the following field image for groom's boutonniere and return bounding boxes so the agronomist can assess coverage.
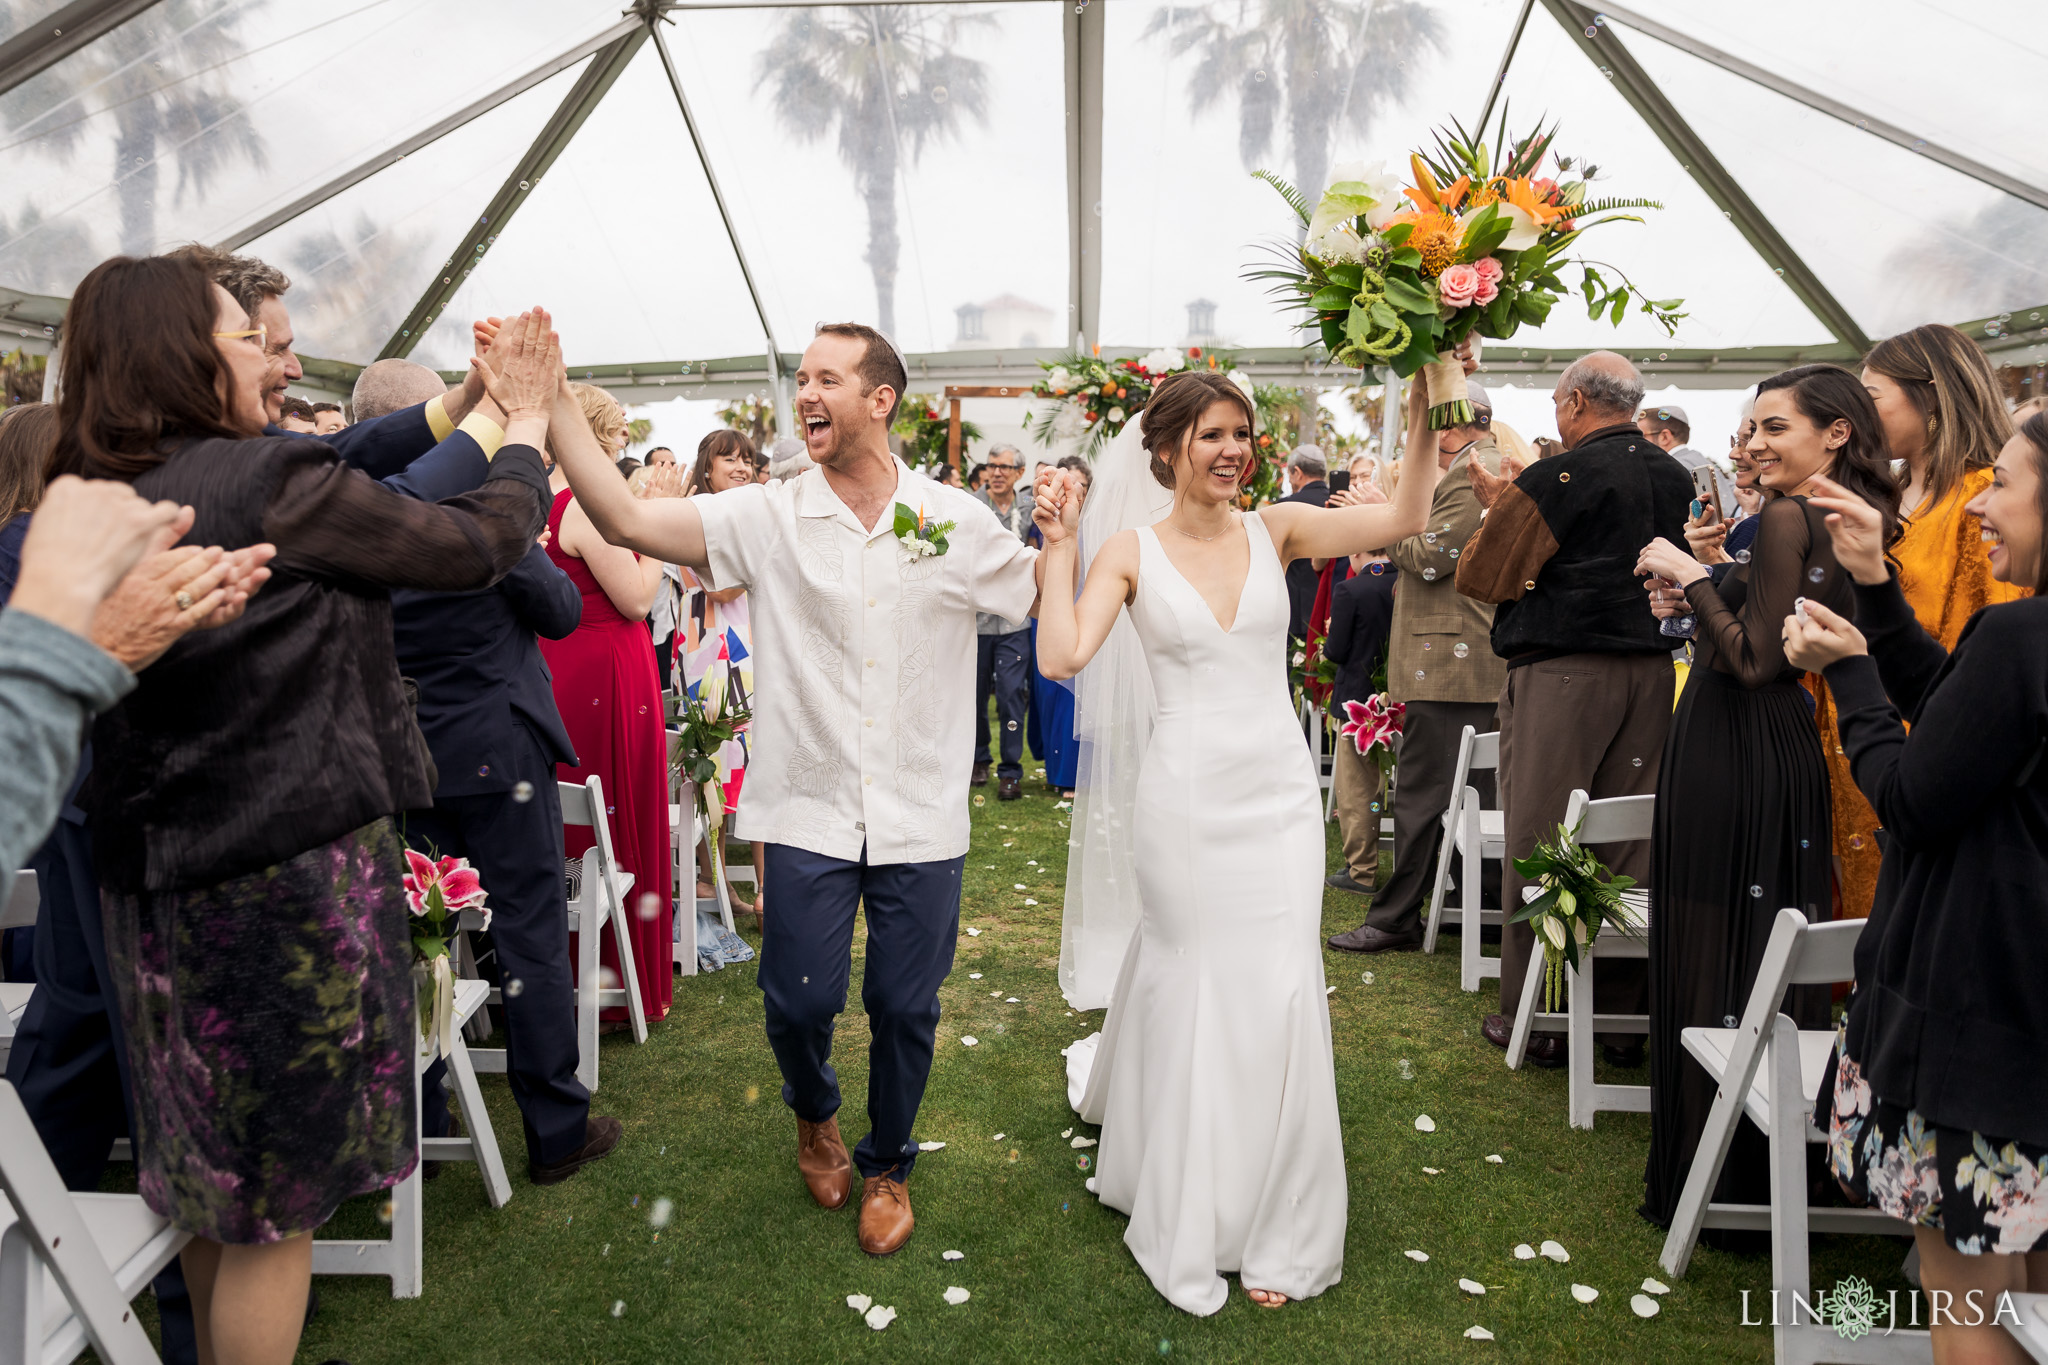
[892,502,955,560]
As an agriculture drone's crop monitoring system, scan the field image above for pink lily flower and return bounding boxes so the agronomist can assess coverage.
[403,848,490,927]
[1340,695,1406,756]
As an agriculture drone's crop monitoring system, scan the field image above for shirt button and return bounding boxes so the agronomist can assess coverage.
[866,658,875,668]
[868,597,877,607]
[865,718,874,727]
[864,775,873,785]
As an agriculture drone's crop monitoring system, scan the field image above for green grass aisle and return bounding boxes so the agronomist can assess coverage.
[283,776,1911,1364]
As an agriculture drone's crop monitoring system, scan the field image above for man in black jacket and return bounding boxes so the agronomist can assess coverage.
[368,360,623,1185]
[1456,352,1688,1063]
[1322,553,1397,894]
[1277,445,1331,642]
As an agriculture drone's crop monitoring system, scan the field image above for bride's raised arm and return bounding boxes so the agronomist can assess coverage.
[1260,376,1440,563]
[1033,467,1139,681]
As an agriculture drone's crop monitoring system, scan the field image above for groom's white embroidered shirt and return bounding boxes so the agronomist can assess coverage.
[695,458,1039,864]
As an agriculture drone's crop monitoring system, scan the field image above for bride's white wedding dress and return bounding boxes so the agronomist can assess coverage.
[1066,509,1346,1316]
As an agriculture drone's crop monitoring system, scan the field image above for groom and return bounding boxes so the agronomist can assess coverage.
[549,323,1039,1253]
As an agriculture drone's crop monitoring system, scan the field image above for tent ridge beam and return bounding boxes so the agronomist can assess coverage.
[646,17,785,415]
[218,17,643,252]
[1594,3,2048,214]
[377,27,650,362]
[1539,0,1869,354]
[0,0,163,98]
[1474,0,1535,139]
[1063,0,1104,350]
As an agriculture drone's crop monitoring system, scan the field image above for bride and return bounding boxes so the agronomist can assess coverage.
[1034,370,1439,1313]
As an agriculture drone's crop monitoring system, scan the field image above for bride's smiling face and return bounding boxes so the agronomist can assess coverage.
[1171,400,1254,504]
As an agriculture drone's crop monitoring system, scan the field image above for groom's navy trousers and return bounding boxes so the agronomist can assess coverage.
[759,843,963,1179]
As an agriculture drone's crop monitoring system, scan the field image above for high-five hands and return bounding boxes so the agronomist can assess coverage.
[1032,466,1081,544]
[470,309,559,421]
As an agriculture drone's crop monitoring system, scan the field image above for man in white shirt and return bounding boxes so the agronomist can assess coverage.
[544,322,1039,1257]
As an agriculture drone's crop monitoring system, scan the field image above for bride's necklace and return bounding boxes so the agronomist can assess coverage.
[1167,511,1236,542]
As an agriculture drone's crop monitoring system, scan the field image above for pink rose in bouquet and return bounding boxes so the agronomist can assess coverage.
[1472,256,1504,307]
[1438,262,1480,308]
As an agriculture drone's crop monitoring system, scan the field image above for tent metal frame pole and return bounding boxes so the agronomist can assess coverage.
[1063,0,1104,351]
[1538,0,1870,353]
[1474,0,1534,139]
[376,28,649,361]
[0,0,162,97]
[219,18,642,252]
[647,17,787,425]
[1593,2,2048,213]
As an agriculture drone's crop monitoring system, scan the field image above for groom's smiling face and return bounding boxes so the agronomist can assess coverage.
[796,334,892,468]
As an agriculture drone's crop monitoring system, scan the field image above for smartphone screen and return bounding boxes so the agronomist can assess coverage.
[1327,470,1351,495]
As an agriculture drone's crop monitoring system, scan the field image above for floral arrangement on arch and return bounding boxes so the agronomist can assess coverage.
[403,850,490,1056]
[1251,110,1683,429]
[892,394,981,468]
[1508,820,1644,1012]
[1030,346,1254,460]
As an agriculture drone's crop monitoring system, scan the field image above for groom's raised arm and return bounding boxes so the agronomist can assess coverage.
[548,380,712,570]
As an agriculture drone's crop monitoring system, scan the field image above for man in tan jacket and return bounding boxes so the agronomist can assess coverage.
[1328,383,1506,957]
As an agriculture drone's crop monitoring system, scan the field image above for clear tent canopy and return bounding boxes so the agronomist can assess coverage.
[0,0,2044,426]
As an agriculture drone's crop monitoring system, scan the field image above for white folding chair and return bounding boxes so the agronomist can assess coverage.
[1505,790,1652,1129]
[1300,695,1336,821]
[1659,908,1926,1363]
[564,777,648,1082]
[312,978,509,1298]
[1421,727,1504,991]
[0,1080,189,1365]
[667,728,737,964]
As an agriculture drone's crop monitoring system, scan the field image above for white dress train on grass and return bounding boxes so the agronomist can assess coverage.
[1065,509,1346,1316]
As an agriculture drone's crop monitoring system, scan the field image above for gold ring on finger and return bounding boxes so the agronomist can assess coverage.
[175,590,194,611]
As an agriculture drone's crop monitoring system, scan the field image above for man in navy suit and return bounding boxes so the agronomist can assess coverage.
[1276,445,1332,642]
[364,360,622,1185]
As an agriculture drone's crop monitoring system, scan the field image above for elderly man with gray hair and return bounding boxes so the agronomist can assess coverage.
[1454,351,1691,1068]
[1278,443,1332,641]
[971,443,1036,799]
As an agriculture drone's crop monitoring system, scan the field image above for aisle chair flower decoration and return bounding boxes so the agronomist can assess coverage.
[1251,108,1684,429]
[670,652,754,894]
[1340,693,1405,779]
[404,849,490,1056]
[1508,820,1643,1013]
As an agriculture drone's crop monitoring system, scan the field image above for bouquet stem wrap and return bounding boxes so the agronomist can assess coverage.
[415,954,456,1059]
[1421,352,1473,431]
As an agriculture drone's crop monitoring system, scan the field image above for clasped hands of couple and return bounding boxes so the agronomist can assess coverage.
[1631,473,1887,672]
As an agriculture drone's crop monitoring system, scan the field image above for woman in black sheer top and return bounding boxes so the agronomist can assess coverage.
[50,253,561,1363]
[1630,365,1901,1231]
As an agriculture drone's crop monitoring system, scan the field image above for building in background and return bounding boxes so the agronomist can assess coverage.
[951,294,1056,350]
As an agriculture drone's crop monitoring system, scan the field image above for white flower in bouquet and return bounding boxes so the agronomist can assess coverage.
[1309,159,1404,241]
[1138,347,1185,375]
[1460,199,1542,253]
[1307,221,1369,266]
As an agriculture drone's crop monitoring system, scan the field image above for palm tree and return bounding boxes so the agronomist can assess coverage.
[757,5,991,337]
[283,211,438,363]
[1147,0,1444,216]
[0,0,265,265]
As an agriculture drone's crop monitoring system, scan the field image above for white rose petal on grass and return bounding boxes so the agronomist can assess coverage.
[917,1141,947,1152]
[1024,899,1039,906]
[942,1250,964,1262]
[1404,1249,1431,1263]
[1007,997,1020,1004]
[1641,1278,1670,1295]
[1422,1167,1442,1175]
[1571,1284,1600,1304]
[1061,1129,1073,1139]
[943,1286,971,1306]
[1631,1294,1661,1319]
[1013,884,1027,891]
[992,1133,1006,1141]
[1326,986,1336,996]
[1459,1279,1487,1295]
[1540,1240,1570,1263]
[1464,1325,1495,1341]
[965,927,983,937]
[1512,1244,1536,1260]
[1414,1114,1437,1132]
[968,973,983,980]
[864,1305,898,1331]
[960,1036,979,1047]
[847,1294,872,1313]
[1485,1154,1504,1164]
[1071,1136,1097,1149]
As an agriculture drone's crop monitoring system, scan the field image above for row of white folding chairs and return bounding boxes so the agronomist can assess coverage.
[1421,725,1503,992]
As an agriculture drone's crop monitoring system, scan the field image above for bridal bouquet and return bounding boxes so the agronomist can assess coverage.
[1508,820,1643,1012]
[1030,347,1254,459]
[1252,112,1683,428]
[403,850,490,1056]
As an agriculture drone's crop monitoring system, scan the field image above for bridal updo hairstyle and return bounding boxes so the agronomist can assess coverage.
[1753,363,1903,548]
[1140,371,1257,490]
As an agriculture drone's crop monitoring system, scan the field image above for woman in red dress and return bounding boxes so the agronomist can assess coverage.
[540,382,675,1022]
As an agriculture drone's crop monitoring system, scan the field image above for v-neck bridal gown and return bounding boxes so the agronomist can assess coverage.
[1074,509,1346,1316]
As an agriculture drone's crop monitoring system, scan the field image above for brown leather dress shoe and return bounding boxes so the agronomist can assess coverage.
[1482,1013,1565,1067]
[971,761,990,786]
[997,776,1022,801]
[797,1116,853,1210]
[529,1115,623,1186]
[858,1168,914,1255]
[1326,923,1421,953]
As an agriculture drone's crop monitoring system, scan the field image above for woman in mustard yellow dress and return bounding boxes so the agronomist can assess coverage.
[1812,323,2030,918]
